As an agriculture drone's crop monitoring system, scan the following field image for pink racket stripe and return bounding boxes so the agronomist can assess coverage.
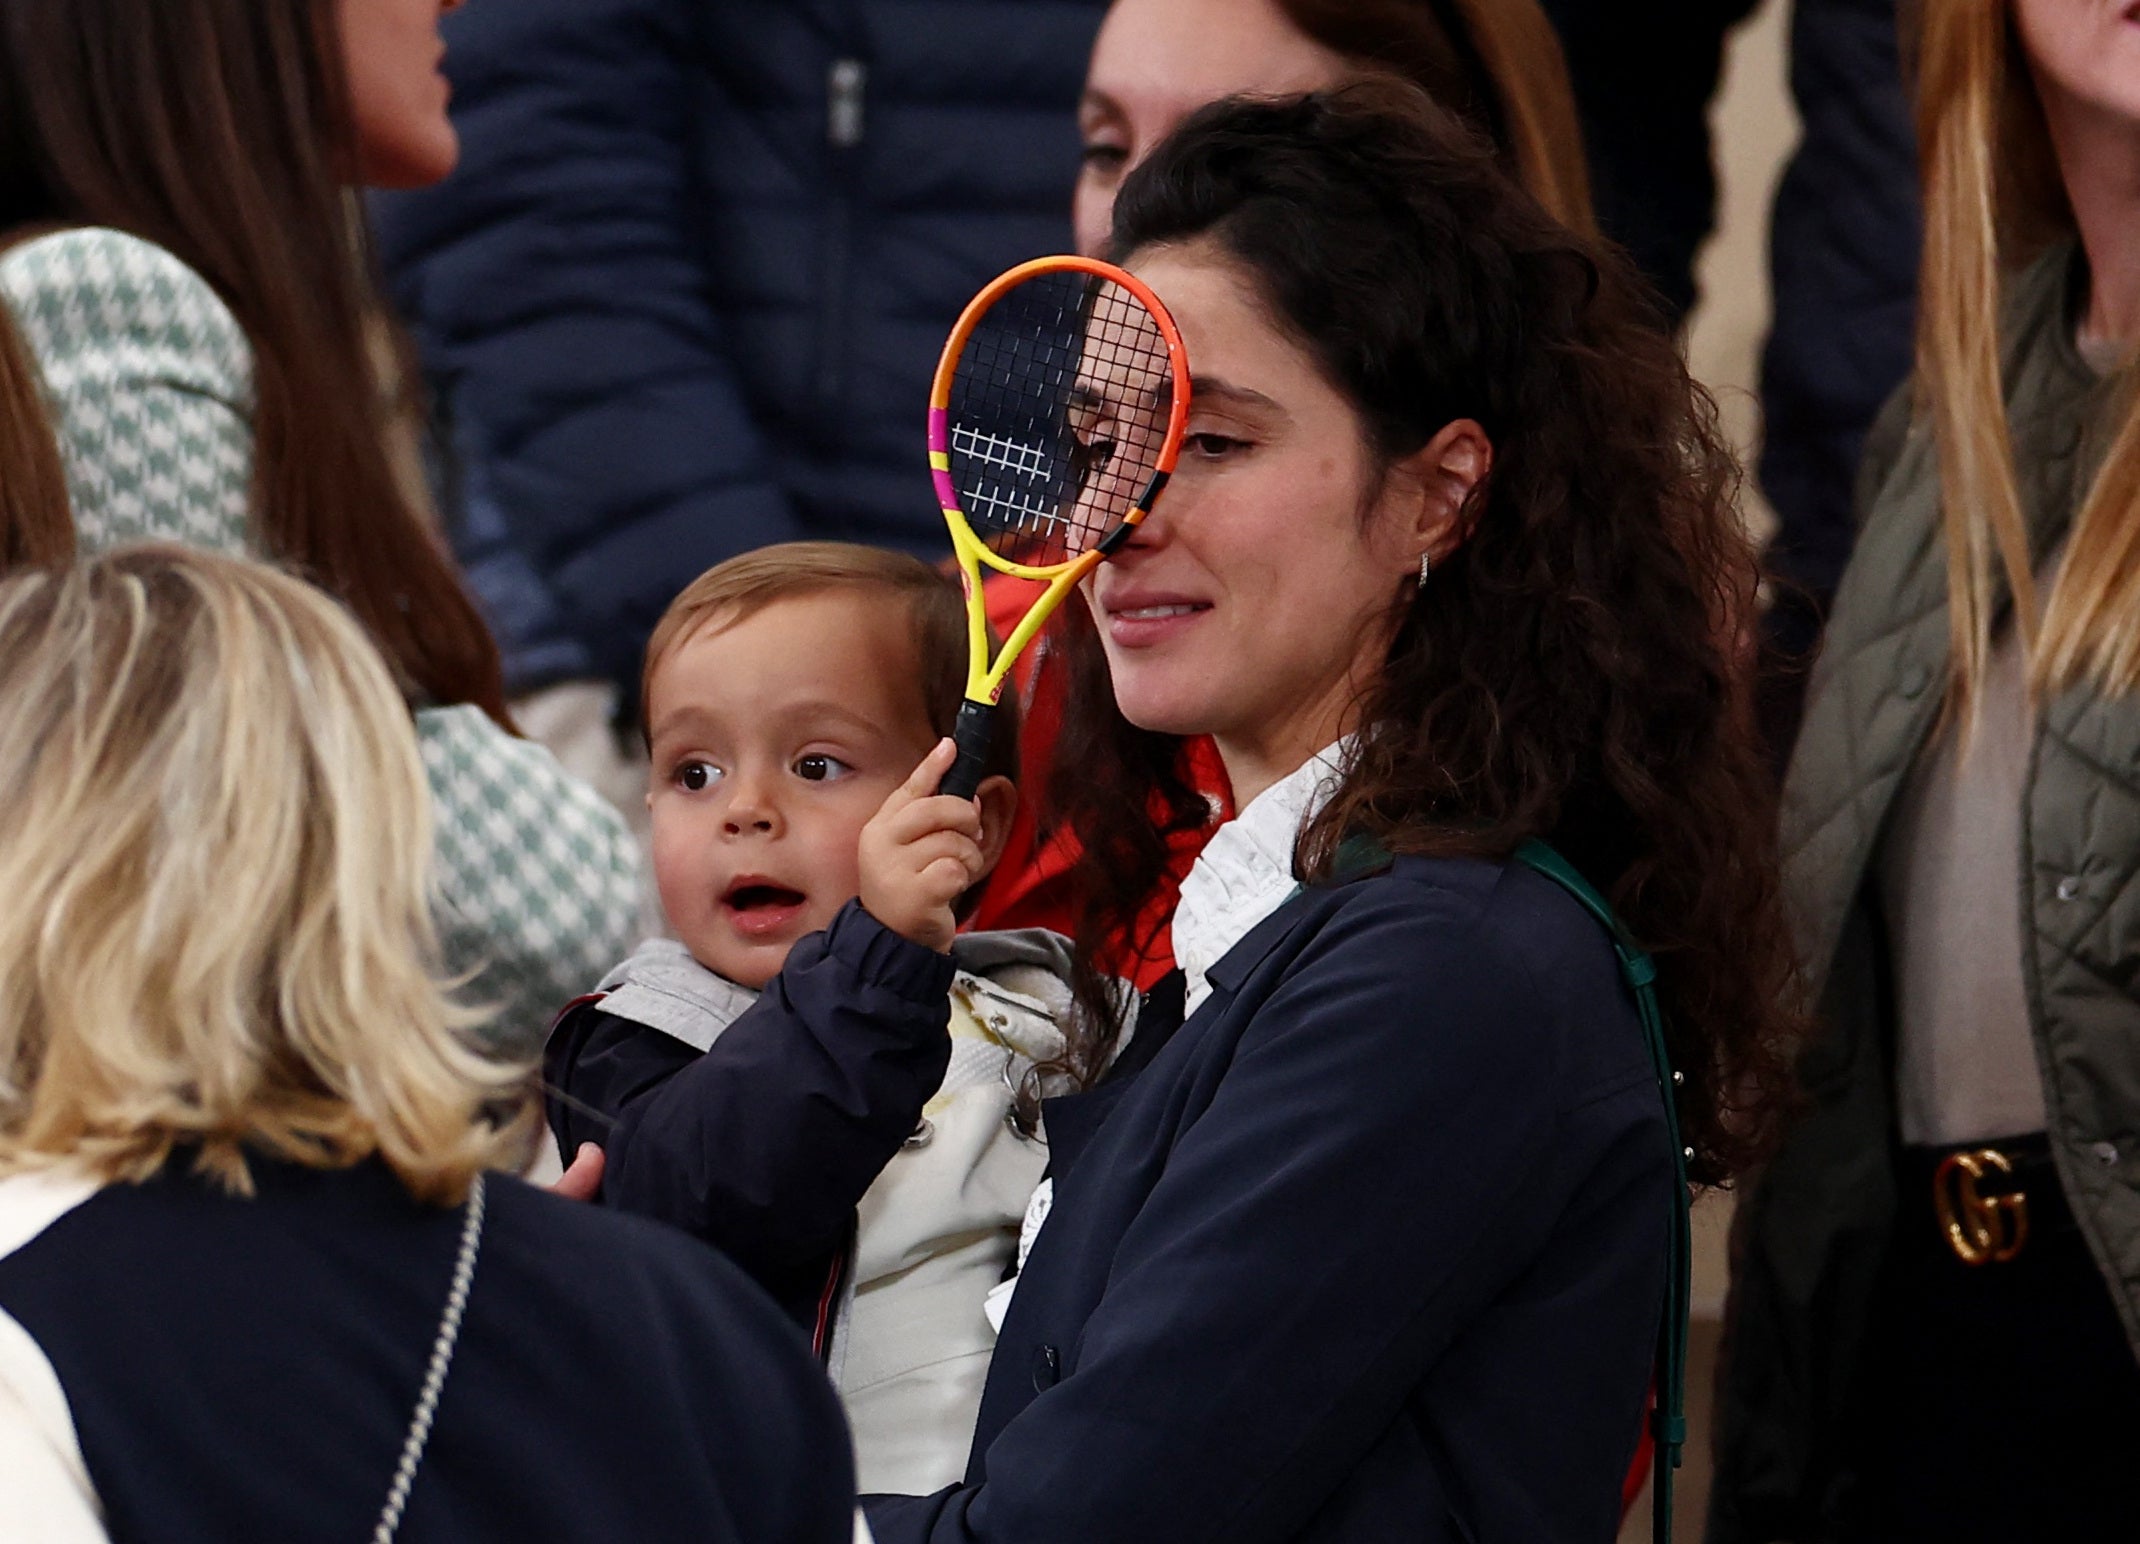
[926,406,957,510]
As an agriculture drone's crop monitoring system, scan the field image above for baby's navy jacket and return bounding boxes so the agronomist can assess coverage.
[546,900,955,1326]
[865,855,1672,1543]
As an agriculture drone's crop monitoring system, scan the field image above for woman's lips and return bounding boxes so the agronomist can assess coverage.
[1103,598,1211,648]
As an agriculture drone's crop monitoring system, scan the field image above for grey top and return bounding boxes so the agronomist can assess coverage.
[1878,561,2057,1145]
[1874,305,2119,1148]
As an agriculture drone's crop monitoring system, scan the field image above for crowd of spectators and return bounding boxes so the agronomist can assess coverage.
[1,2,2135,1541]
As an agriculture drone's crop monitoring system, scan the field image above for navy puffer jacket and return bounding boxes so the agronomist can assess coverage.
[374,0,1104,697]
[1756,0,1918,612]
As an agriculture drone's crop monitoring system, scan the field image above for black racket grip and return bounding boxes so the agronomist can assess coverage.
[941,699,997,802]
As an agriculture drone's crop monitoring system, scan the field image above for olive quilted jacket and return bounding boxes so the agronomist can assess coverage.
[1708,242,2140,1542]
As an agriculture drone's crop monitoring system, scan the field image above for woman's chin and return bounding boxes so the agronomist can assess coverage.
[1101,636,1218,731]
[1109,682,1215,739]
[355,124,460,191]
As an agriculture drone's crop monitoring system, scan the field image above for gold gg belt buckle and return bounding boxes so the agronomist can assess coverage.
[1933,1148,2030,1265]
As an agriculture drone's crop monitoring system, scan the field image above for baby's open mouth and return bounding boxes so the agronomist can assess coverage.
[724,881,807,912]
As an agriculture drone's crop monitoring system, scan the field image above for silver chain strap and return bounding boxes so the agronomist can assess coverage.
[371,1172,486,1544]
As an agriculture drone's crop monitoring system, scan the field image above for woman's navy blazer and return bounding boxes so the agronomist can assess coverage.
[865,854,1672,1542]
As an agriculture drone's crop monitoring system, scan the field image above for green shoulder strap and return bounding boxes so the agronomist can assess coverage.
[1514,838,1692,1544]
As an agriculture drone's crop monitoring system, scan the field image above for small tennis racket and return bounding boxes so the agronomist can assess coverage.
[929,256,1191,800]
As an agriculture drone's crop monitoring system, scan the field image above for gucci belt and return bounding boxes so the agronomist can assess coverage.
[1932,1147,2029,1266]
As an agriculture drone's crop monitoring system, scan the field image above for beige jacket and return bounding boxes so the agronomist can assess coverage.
[592,931,1073,1493]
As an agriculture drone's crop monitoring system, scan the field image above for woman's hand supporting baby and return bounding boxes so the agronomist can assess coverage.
[858,738,988,954]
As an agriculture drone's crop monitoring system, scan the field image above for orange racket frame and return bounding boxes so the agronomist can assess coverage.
[927,255,1190,798]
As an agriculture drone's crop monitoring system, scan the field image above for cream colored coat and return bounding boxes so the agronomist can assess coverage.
[593,932,1072,1493]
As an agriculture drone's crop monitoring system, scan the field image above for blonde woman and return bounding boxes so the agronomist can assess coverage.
[0,547,854,1543]
[1710,3,2140,1540]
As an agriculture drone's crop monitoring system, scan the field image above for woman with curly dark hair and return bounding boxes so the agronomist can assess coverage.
[864,85,1796,1544]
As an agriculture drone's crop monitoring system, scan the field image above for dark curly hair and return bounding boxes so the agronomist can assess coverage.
[1049,84,1799,1186]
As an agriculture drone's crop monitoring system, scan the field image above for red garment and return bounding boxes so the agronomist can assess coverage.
[1624,1416,1655,1518]
[962,577,1228,987]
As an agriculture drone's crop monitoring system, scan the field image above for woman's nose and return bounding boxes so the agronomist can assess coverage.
[1115,493,1178,552]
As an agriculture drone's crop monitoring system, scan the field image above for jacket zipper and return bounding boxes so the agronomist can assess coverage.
[811,53,867,433]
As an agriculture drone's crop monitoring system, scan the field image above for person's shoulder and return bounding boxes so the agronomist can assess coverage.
[483,1173,805,1351]
[412,704,636,872]
[949,927,1078,1030]
[476,1175,856,1531]
[1208,854,1647,1119]
[480,1176,836,1423]
[547,989,626,1046]
[414,704,625,817]
[5,225,193,275]
[1325,852,1608,949]
[1303,853,1626,1020]
[0,227,249,385]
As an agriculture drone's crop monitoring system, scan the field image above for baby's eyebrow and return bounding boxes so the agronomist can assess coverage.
[647,703,722,744]
[651,700,895,744]
[780,700,894,736]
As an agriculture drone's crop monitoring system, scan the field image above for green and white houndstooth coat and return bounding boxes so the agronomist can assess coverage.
[0,225,642,1052]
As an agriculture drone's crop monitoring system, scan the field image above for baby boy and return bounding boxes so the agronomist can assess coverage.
[546,542,1075,1493]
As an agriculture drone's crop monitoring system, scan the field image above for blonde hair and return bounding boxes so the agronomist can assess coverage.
[0,545,534,1202]
[1915,0,2140,719]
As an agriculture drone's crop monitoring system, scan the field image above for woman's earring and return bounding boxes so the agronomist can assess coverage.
[1417,550,1432,586]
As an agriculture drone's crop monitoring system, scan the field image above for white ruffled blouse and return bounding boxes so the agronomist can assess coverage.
[1173,741,1349,1016]
[990,741,1350,1335]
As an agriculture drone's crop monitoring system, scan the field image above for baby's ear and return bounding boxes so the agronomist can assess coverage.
[971,775,1019,881]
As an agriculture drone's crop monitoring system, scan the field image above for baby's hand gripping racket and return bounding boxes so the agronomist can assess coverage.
[929,256,1190,800]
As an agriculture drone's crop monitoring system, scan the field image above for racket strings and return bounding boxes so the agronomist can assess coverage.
[948,273,1175,569]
